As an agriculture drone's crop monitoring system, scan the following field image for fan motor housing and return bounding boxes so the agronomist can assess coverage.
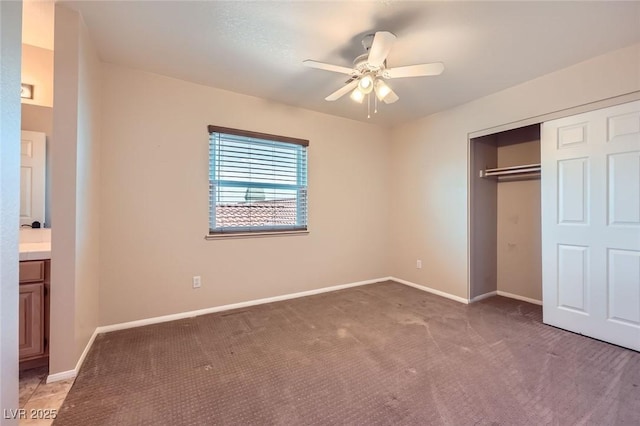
[361,33,375,51]
[353,53,386,73]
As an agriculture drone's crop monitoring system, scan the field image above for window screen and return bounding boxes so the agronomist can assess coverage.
[208,126,308,234]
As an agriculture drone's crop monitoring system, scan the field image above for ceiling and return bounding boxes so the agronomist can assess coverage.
[61,1,640,127]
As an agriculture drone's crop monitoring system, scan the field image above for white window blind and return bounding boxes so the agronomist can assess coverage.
[208,126,308,234]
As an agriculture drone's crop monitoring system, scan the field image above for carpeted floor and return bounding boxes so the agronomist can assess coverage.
[54,281,640,425]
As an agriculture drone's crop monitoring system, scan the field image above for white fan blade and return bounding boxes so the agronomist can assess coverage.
[383,87,399,104]
[303,60,355,75]
[384,62,444,79]
[325,80,359,101]
[367,31,396,67]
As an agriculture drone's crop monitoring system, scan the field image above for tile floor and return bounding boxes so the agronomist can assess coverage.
[18,367,74,425]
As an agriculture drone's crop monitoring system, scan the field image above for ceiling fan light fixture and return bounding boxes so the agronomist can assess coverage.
[358,75,374,94]
[304,31,444,114]
[350,87,365,103]
[374,78,391,101]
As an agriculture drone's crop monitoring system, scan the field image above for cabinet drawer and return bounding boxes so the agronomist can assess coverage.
[19,261,45,283]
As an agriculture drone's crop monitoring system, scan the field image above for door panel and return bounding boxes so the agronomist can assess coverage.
[20,166,33,219]
[557,244,589,313]
[607,249,640,326]
[558,158,589,224]
[608,152,640,226]
[607,111,640,142]
[542,100,640,351]
[558,122,588,148]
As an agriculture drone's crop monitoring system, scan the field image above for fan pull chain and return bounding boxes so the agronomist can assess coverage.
[367,93,371,119]
[374,95,378,114]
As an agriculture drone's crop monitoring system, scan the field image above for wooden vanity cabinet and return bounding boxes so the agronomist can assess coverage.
[19,260,49,368]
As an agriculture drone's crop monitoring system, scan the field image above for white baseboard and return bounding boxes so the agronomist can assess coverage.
[470,291,498,303]
[46,369,76,383]
[97,277,390,334]
[468,290,542,305]
[497,290,542,305]
[46,327,99,383]
[390,277,469,304]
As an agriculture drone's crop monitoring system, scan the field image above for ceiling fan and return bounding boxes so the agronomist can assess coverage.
[303,31,444,109]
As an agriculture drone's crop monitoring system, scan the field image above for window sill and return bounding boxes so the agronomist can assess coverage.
[204,230,309,240]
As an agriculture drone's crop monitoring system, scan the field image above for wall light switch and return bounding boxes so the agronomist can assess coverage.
[192,276,201,288]
[416,260,422,269]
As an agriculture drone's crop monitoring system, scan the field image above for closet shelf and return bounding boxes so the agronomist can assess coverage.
[480,163,541,179]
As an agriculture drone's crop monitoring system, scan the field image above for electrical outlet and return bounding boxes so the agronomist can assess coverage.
[416,259,422,269]
[192,276,201,289]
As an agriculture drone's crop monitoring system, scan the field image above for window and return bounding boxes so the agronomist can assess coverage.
[208,126,308,235]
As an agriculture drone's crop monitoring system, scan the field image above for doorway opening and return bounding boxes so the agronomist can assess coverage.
[469,124,542,304]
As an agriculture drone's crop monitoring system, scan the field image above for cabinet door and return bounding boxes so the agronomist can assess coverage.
[19,283,44,359]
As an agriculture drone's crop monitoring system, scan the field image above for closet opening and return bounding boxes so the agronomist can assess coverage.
[469,123,542,304]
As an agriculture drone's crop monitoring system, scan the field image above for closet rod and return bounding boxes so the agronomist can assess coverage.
[480,163,541,178]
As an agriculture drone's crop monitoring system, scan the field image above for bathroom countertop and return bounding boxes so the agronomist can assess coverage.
[19,242,51,261]
[19,229,51,261]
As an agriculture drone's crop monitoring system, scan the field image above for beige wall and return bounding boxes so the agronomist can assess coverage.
[0,0,22,415]
[469,135,497,299]
[50,5,101,374]
[497,137,540,168]
[21,104,53,135]
[74,11,101,367]
[496,131,541,301]
[98,64,391,326]
[21,44,53,108]
[390,43,640,299]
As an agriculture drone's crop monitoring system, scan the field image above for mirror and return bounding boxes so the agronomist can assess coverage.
[20,130,47,227]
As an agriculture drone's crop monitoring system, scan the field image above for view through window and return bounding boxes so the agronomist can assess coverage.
[208,126,308,234]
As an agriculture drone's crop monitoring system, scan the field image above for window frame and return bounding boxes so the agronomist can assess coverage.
[206,125,309,239]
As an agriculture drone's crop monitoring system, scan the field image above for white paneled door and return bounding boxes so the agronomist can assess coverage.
[542,100,640,351]
[20,131,46,226]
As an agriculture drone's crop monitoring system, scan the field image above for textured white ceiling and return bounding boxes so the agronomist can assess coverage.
[63,1,640,127]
